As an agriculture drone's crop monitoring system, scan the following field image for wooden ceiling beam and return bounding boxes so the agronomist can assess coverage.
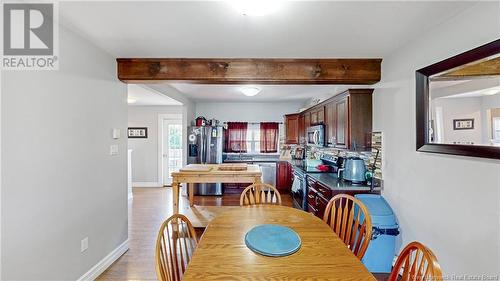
[433,56,500,80]
[116,58,382,84]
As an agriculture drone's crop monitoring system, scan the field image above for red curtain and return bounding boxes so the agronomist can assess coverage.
[225,122,248,152]
[260,122,279,153]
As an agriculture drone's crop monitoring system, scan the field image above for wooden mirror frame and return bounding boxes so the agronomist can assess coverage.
[416,39,500,160]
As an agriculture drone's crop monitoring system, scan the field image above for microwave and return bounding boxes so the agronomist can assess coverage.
[306,125,325,147]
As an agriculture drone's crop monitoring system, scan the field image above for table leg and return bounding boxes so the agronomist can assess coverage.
[172,181,180,214]
[188,183,194,207]
[254,176,262,184]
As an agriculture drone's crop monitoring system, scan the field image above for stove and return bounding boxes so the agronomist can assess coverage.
[291,154,343,211]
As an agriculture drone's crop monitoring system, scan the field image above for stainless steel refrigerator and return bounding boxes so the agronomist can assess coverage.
[187,126,224,195]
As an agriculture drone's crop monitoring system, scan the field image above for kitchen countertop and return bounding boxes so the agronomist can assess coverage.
[223,159,280,163]
[289,160,381,192]
[307,173,380,192]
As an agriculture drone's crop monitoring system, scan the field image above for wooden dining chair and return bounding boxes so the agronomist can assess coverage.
[388,241,443,281]
[155,214,198,281]
[323,194,372,260]
[240,183,282,206]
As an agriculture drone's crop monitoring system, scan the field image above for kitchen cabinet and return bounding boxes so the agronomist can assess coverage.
[306,175,378,219]
[304,112,311,128]
[276,161,292,193]
[309,106,325,125]
[283,89,373,150]
[285,114,300,144]
[325,102,336,144]
[310,110,318,125]
[335,97,348,147]
[298,114,305,144]
[317,106,325,124]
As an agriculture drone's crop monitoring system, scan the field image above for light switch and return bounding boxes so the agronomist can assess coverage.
[110,145,119,156]
[112,129,121,139]
[81,237,88,252]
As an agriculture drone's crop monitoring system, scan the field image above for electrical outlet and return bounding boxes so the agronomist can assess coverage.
[81,237,89,253]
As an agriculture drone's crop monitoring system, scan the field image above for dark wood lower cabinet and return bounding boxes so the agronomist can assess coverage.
[307,175,380,219]
[276,161,293,193]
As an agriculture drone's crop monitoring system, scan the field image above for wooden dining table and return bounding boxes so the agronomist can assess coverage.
[182,205,376,280]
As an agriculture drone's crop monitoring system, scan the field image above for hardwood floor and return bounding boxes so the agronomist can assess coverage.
[96,187,387,281]
[96,187,293,280]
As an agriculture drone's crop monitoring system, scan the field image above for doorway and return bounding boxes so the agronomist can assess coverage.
[159,115,183,186]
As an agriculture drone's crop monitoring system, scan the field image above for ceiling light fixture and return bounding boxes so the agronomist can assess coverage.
[484,90,499,96]
[127,98,137,104]
[228,0,283,16]
[241,87,261,97]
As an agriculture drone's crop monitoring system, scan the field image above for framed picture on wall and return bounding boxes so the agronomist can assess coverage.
[453,119,474,130]
[128,127,148,138]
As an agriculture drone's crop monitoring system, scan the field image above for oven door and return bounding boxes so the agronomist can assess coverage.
[291,170,307,210]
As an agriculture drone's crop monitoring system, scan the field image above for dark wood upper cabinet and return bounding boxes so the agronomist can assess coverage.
[348,90,373,151]
[304,112,311,129]
[285,114,300,144]
[325,102,336,144]
[335,97,348,147]
[310,110,318,125]
[284,89,373,150]
[309,106,325,125]
[298,114,306,144]
[317,107,325,124]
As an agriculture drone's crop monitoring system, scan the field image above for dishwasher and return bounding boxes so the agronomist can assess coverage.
[257,162,277,187]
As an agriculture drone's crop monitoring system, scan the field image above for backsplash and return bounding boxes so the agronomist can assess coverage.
[283,132,383,179]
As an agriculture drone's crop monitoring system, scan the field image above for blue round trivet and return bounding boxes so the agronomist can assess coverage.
[244,224,301,257]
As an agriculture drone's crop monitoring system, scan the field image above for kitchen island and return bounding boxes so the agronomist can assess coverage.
[170,164,262,213]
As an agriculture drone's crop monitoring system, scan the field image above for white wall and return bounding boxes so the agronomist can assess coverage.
[1,26,128,280]
[374,2,500,276]
[481,94,500,143]
[128,105,186,184]
[195,101,303,123]
[431,97,483,144]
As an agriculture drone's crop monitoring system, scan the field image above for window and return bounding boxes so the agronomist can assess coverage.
[246,123,261,153]
[493,117,500,143]
[225,122,280,154]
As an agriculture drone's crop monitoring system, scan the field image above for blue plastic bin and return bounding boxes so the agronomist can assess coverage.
[355,194,400,273]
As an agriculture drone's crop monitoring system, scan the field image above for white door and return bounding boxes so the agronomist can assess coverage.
[162,119,183,185]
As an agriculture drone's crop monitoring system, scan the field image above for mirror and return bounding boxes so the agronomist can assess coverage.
[416,39,500,159]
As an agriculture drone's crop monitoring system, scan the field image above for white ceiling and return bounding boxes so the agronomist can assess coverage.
[168,83,362,102]
[432,77,500,99]
[128,84,183,106]
[60,1,474,58]
[59,1,477,103]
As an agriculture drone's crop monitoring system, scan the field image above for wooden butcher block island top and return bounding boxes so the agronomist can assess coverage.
[170,164,262,213]
[177,163,260,173]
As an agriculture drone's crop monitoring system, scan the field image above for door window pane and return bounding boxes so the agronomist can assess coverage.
[168,124,183,175]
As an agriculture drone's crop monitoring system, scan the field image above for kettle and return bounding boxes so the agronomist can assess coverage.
[339,157,367,184]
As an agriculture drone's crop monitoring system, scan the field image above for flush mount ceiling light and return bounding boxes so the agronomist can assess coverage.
[483,86,500,96]
[241,87,261,97]
[127,98,137,104]
[228,0,283,16]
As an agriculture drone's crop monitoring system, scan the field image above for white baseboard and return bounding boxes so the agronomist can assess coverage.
[77,239,129,281]
[132,181,162,187]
